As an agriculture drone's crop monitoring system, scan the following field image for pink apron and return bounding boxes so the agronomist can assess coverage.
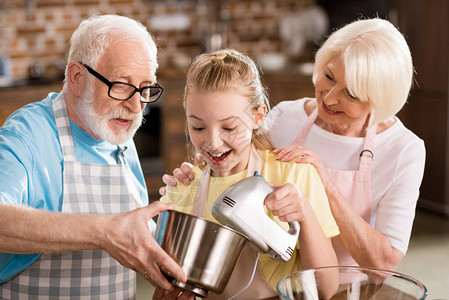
[293,108,375,266]
[193,148,278,299]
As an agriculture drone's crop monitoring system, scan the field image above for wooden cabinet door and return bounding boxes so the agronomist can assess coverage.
[395,0,449,213]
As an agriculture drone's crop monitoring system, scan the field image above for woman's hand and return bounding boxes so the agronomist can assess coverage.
[264,183,308,223]
[153,287,195,300]
[274,146,334,194]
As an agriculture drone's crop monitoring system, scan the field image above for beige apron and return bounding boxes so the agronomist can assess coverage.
[0,94,142,299]
[293,107,375,266]
[193,148,278,299]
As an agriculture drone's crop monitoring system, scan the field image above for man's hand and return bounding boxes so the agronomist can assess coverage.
[99,201,187,290]
[0,202,186,291]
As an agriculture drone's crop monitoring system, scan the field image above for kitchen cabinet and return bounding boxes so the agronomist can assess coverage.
[395,0,449,215]
[263,68,315,106]
[0,82,63,126]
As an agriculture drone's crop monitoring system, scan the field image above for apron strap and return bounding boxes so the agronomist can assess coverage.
[52,93,130,166]
[359,126,375,172]
[52,93,76,162]
[358,109,376,172]
[192,164,211,217]
[247,147,263,177]
[294,107,317,146]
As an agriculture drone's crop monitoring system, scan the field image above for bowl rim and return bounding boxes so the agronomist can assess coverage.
[162,209,249,240]
[276,265,428,300]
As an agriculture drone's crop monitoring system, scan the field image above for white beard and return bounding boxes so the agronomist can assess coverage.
[79,80,143,145]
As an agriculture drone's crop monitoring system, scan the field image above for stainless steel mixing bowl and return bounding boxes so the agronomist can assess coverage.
[155,210,248,298]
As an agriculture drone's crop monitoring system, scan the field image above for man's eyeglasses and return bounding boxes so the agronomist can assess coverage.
[81,63,164,103]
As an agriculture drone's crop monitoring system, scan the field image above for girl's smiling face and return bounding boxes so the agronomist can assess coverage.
[185,89,260,177]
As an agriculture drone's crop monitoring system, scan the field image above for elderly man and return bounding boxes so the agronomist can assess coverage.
[0,14,186,298]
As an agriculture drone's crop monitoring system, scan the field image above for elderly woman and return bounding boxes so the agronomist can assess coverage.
[269,18,425,270]
[163,18,425,271]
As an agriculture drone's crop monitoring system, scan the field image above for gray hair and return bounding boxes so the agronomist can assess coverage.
[63,14,158,91]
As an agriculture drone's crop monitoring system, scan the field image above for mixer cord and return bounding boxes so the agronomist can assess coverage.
[227,252,261,300]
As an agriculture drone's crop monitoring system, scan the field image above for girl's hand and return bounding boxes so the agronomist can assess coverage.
[160,161,195,195]
[159,154,204,196]
[153,287,195,300]
[274,146,333,193]
[264,183,308,223]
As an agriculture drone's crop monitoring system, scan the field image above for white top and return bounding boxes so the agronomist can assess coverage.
[268,98,426,254]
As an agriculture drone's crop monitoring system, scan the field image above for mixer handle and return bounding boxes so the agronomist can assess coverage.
[287,221,300,237]
[261,177,300,238]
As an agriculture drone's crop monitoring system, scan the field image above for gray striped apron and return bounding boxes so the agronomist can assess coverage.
[0,93,142,299]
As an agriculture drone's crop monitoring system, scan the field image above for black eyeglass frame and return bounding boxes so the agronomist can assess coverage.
[81,63,164,103]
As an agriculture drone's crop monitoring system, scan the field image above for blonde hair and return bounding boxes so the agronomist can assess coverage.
[184,49,273,160]
[313,18,413,124]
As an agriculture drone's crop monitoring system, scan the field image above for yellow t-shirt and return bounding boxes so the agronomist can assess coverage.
[160,150,339,290]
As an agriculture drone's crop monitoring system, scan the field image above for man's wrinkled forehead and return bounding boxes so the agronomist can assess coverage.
[99,40,158,79]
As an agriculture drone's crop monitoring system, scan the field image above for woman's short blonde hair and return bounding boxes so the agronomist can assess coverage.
[313,18,413,124]
[184,49,274,160]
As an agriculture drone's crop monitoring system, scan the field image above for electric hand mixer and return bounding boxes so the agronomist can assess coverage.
[211,172,300,261]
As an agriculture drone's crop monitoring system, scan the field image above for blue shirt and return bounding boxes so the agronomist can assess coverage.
[0,92,149,283]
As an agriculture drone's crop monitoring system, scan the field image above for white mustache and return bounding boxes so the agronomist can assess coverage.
[107,107,141,122]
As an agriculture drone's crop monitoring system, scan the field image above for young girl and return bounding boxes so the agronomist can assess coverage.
[156,49,339,300]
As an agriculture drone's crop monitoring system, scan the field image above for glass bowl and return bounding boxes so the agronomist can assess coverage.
[277,266,427,300]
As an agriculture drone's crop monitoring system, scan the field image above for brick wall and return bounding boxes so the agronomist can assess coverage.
[1,0,314,80]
